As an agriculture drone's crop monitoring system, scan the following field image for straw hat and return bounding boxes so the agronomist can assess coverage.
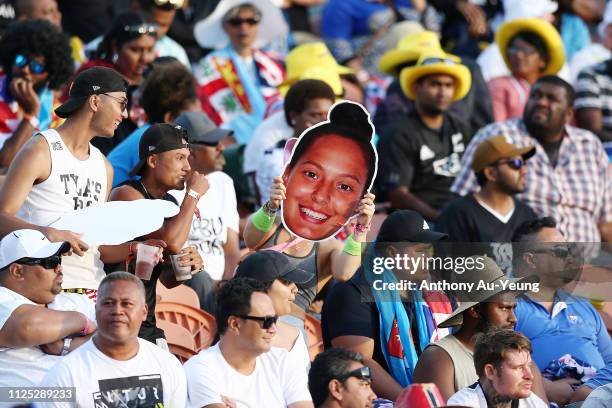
[194,0,288,50]
[399,51,471,101]
[279,67,343,97]
[379,30,444,76]
[496,18,565,75]
[437,256,539,329]
[279,42,352,90]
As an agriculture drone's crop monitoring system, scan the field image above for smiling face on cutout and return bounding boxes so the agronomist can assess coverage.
[281,133,370,241]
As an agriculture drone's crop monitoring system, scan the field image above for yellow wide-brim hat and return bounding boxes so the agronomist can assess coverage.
[379,30,443,76]
[496,18,565,76]
[279,42,353,90]
[279,67,343,98]
[400,52,472,101]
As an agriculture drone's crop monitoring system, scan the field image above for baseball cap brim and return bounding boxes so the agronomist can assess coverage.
[54,96,90,119]
[1,240,70,270]
[281,266,315,285]
[190,128,233,145]
[128,159,147,177]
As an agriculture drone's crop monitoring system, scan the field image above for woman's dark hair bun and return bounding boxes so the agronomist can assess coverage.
[328,101,373,139]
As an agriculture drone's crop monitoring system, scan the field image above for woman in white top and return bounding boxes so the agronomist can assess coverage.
[234,250,312,372]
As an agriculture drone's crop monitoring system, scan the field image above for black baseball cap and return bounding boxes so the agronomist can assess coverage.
[129,123,189,176]
[377,210,447,243]
[55,67,129,119]
[174,111,233,146]
[235,250,314,285]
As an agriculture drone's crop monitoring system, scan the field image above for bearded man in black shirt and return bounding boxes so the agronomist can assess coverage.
[377,52,473,222]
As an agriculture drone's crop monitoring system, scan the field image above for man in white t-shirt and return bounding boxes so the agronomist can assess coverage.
[184,277,313,408]
[171,112,240,306]
[40,271,187,407]
[448,329,547,408]
[0,229,96,395]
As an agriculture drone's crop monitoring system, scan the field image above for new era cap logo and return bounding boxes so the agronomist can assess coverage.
[148,146,156,152]
[92,85,100,91]
[423,220,429,230]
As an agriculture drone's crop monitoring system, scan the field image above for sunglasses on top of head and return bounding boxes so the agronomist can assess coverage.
[16,254,62,269]
[493,158,524,170]
[336,366,373,382]
[13,54,46,75]
[235,314,278,329]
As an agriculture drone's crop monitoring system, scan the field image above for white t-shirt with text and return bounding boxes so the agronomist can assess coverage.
[39,337,186,407]
[170,171,239,280]
[184,343,312,408]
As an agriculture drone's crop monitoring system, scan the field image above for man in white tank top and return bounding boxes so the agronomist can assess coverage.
[413,257,545,403]
[0,67,152,297]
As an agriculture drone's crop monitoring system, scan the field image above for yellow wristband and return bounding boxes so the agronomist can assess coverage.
[342,234,362,256]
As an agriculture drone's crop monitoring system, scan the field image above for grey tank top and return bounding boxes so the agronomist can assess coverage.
[263,227,319,310]
[425,334,478,392]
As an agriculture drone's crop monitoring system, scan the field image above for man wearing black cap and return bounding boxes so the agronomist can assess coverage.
[168,111,239,310]
[321,210,452,401]
[0,66,140,297]
[109,122,206,345]
[235,250,314,373]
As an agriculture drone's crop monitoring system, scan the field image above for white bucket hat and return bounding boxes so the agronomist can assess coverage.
[194,0,288,50]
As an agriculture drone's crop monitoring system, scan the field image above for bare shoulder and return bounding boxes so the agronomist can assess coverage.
[5,135,51,184]
[109,183,144,201]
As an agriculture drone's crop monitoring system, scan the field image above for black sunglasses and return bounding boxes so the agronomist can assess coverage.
[227,17,260,27]
[14,54,46,74]
[17,254,62,269]
[337,366,372,382]
[531,246,570,259]
[236,315,278,330]
[494,158,524,170]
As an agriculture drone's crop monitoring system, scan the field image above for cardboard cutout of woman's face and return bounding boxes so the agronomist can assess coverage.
[281,102,378,242]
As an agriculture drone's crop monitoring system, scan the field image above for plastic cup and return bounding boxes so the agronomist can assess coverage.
[171,246,193,281]
[135,244,159,281]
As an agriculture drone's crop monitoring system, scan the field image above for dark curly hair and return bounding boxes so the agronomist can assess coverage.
[0,19,73,90]
[140,59,198,123]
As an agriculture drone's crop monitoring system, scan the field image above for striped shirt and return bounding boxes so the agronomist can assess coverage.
[451,118,612,243]
[575,59,612,133]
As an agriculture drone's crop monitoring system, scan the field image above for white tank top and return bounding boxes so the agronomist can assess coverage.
[16,129,107,290]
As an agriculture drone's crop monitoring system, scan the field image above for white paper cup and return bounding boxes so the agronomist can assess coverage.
[171,248,193,281]
[135,244,159,280]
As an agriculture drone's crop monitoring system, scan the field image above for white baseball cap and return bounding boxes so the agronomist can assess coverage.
[0,229,70,270]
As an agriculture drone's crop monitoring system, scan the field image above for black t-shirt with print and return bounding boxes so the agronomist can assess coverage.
[435,194,537,274]
[377,110,472,210]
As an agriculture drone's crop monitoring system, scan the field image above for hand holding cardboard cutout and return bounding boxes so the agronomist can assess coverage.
[280,101,378,242]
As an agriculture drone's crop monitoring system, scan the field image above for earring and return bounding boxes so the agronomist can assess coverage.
[290,120,296,126]
[112,53,119,64]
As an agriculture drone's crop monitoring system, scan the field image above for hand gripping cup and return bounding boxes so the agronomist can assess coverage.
[135,244,161,280]
[171,246,194,281]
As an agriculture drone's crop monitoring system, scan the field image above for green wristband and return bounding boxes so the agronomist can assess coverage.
[252,206,276,232]
[343,234,362,256]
